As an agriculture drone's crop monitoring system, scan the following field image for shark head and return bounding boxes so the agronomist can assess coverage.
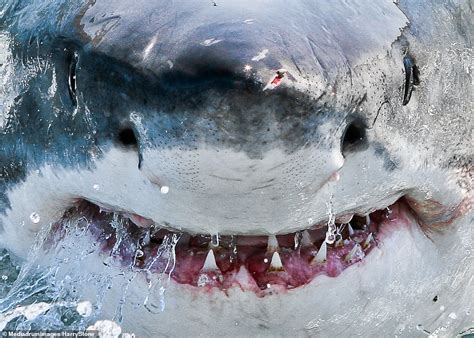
[0,0,472,336]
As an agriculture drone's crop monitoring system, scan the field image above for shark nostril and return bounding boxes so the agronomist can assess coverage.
[118,127,138,148]
[342,119,367,156]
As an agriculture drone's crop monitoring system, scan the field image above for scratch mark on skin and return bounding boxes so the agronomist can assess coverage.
[268,161,286,172]
[91,15,121,46]
[201,38,223,47]
[252,49,269,61]
[208,174,243,182]
[251,184,273,191]
[370,100,392,129]
[307,36,329,81]
[278,33,302,75]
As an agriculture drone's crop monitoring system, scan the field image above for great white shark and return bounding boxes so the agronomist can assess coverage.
[0,0,472,336]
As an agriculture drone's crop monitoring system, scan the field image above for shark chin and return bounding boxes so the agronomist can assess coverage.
[0,0,472,336]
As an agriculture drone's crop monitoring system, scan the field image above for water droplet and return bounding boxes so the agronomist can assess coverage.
[210,233,219,247]
[325,233,336,244]
[160,186,169,194]
[135,249,144,258]
[76,301,93,317]
[30,212,40,224]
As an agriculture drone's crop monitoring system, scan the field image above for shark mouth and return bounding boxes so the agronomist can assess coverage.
[49,198,413,294]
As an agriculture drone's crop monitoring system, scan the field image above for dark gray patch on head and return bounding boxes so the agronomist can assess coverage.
[73,43,350,159]
[373,142,400,171]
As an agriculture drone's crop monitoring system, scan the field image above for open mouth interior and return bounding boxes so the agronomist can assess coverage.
[50,199,410,294]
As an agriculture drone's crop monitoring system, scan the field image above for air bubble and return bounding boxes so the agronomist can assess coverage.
[1,275,7,280]
[30,212,40,224]
[93,184,100,191]
[160,186,170,194]
[135,249,144,258]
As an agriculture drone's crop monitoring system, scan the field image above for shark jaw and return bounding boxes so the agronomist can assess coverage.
[44,196,435,295]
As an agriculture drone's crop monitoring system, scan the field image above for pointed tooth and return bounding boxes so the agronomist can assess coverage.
[301,230,313,247]
[348,223,355,236]
[294,232,302,250]
[363,233,374,249]
[202,249,218,271]
[267,235,279,253]
[345,243,364,262]
[366,214,371,226]
[268,252,284,272]
[312,241,327,264]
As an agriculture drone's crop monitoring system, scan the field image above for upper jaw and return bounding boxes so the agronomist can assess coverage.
[84,193,404,236]
[0,145,467,260]
[80,189,469,238]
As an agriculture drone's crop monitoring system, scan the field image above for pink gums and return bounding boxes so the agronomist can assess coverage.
[50,199,411,294]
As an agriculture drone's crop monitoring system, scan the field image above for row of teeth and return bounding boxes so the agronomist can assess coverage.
[133,225,375,277]
[201,230,373,269]
[85,201,385,278]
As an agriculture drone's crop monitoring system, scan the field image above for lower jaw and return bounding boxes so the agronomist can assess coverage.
[49,199,413,296]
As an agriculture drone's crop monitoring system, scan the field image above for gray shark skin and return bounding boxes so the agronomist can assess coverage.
[0,0,472,336]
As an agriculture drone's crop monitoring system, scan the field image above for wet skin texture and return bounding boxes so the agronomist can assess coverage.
[0,0,472,336]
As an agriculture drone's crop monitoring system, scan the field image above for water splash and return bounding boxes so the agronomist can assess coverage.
[143,233,181,313]
[324,200,337,244]
[0,213,115,331]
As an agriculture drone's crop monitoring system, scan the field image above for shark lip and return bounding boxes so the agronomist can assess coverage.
[47,198,416,294]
